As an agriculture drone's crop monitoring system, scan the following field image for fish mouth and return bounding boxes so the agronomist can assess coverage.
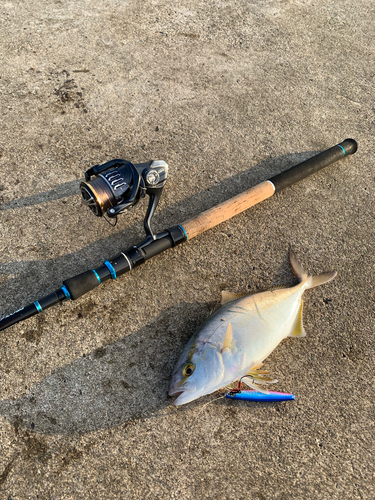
[169,383,198,406]
[172,391,198,406]
[168,387,183,397]
[169,387,205,406]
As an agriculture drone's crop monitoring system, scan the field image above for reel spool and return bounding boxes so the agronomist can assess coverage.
[80,158,168,241]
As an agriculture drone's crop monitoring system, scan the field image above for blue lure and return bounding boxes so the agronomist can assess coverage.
[225,390,295,402]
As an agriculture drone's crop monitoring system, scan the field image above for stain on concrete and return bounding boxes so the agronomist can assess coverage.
[53,72,87,113]
[0,458,15,488]
[21,315,45,345]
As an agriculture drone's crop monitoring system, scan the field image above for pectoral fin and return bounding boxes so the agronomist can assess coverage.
[288,300,306,337]
[222,322,234,353]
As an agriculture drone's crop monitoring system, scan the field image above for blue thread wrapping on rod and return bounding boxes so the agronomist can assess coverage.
[61,285,71,299]
[178,225,188,241]
[34,301,42,313]
[92,269,101,283]
[104,260,117,279]
[338,144,345,156]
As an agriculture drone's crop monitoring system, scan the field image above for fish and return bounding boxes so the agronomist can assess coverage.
[169,248,336,406]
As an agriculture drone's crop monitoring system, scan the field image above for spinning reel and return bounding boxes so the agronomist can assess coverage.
[80,158,168,242]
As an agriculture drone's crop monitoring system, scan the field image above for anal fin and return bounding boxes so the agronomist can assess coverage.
[288,299,306,337]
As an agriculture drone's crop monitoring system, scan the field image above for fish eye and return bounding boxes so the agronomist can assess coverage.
[182,363,195,377]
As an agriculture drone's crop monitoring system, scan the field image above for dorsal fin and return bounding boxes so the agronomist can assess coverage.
[258,285,286,293]
[221,291,248,306]
[221,322,234,353]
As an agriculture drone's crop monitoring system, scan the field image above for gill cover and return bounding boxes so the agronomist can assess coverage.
[169,342,225,406]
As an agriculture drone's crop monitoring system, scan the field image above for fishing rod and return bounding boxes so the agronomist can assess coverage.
[0,139,357,332]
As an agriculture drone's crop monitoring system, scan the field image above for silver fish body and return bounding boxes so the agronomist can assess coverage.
[169,249,336,406]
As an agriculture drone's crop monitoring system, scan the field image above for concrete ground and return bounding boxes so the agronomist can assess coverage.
[0,0,374,498]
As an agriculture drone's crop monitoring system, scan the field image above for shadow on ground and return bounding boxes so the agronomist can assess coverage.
[0,179,82,212]
[0,150,318,313]
[0,302,215,435]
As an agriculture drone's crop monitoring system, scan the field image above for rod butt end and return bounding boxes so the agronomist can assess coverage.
[340,138,357,155]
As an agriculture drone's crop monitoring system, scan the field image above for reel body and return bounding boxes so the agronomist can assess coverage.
[80,159,168,240]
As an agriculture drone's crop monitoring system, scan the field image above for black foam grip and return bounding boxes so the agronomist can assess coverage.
[63,270,101,300]
[141,235,173,260]
[269,139,357,192]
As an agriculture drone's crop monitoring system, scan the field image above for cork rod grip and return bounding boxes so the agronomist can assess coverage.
[180,180,275,240]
